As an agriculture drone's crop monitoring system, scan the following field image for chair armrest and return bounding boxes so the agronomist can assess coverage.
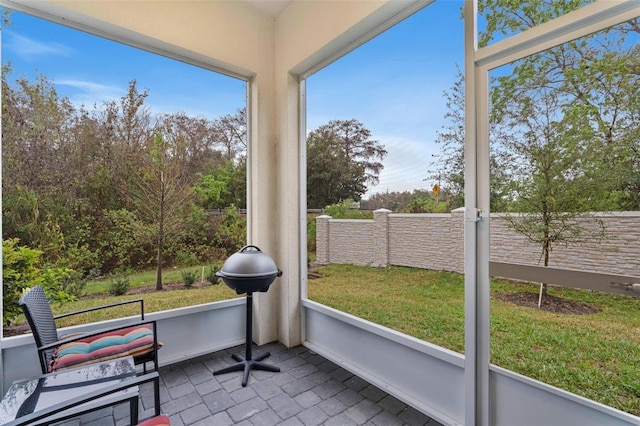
[54,299,145,321]
[38,319,157,352]
[5,372,159,426]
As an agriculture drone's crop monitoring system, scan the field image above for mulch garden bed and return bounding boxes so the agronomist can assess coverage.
[493,291,601,315]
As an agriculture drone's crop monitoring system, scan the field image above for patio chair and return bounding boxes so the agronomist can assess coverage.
[19,285,160,374]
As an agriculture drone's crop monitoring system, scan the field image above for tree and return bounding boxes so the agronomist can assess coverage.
[362,189,434,211]
[429,70,465,210]
[307,131,367,208]
[212,107,247,162]
[125,133,195,290]
[1,71,75,200]
[310,119,387,185]
[501,88,606,303]
[1,69,87,262]
[478,0,638,304]
[2,8,12,27]
[194,159,247,210]
[2,68,247,276]
[482,0,640,209]
[156,111,226,175]
[431,1,638,305]
[429,69,514,211]
[306,119,385,208]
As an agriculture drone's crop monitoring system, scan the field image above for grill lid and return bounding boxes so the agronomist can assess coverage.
[217,245,281,278]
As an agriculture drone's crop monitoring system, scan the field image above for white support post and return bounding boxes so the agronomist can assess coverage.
[464,1,490,425]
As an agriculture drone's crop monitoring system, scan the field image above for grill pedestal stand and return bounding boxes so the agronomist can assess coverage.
[213,292,280,386]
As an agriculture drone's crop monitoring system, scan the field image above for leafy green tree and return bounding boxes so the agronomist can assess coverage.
[98,209,154,271]
[307,133,365,208]
[223,157,247,209]
[311,119,387,185]
[307,119,384,208]
[2,64,246,278]
[362,189,436,212]
[502,89,606,288]
[478,0,638,302]
[477,0,594,48]
[2,70,119,270]
[483,0,640,209]
[431,2,637,305]
[2,70,77,216]
[194,160,247,210]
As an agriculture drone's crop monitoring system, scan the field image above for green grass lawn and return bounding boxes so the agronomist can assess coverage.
[308,264,640,417]
[41,265,240,328]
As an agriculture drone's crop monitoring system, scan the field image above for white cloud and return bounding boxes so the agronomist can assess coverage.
[6,33,73,59]
[54,79,123,106]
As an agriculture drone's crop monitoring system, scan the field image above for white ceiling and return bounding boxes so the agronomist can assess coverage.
[244,0,293,18]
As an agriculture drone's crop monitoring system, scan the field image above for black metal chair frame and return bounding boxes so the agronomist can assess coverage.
[3,371,160,426]
[19,285,159,375]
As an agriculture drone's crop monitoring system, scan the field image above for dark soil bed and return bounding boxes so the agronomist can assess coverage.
[494,291,601,314]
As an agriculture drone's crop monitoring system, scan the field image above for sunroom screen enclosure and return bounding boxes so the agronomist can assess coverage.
[1,1,639,426]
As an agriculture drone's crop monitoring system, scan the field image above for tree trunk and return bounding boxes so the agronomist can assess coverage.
[541,239,550,295]
[156,189,165,291]
[156,233,163,291]
[538,218,551,308]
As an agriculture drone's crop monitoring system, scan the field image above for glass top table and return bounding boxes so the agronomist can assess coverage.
[0,357,138,426]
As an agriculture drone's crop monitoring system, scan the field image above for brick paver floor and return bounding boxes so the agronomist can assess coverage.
[53,343,441,426]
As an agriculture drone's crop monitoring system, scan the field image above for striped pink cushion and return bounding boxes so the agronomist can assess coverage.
[137,415,171,426]
[50,324,156,371]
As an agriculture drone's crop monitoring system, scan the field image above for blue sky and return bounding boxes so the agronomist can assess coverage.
[2,1,464,198]
[308,0,464,195]
[2,12,247,120]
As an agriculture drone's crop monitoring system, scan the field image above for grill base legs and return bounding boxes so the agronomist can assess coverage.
[213,292,280,386]
[214,351,280,387]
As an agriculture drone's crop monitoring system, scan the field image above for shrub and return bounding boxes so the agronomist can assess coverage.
[400,198,449,213]
[60,270,88,298]
[324,199,373,219]
[307,215,317,260]
[99,209,155,272]
[174,250,200,267]
[2,238,76,326]
[109,275,131,296]
[205,262,222,285]
[212,205,246,256]
[181,270,198,287]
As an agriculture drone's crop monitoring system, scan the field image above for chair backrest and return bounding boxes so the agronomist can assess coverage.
[19,286,59,370]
